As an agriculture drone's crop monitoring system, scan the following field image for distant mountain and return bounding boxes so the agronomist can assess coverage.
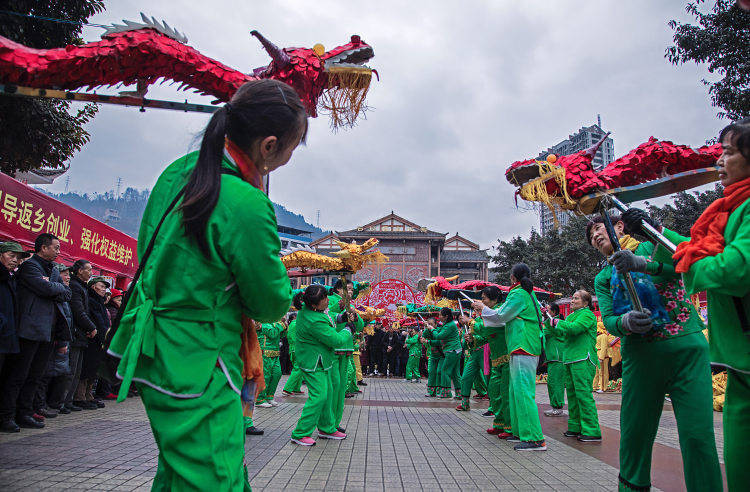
[41,188,327,241]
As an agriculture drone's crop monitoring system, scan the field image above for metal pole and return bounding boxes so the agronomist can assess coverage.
[609,196,677,254]
[599,201,644,312]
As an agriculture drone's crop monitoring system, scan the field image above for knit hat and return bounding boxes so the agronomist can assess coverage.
[0,242,31,258]
[110,288,123,298]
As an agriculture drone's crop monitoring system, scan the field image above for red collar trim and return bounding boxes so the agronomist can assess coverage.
[224,139,264,192]
[509,282,520,290]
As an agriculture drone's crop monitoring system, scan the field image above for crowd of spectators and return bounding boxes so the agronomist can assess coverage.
[0,233,124,433]
[361,322,424,378]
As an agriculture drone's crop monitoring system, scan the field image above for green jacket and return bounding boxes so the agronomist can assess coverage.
[664,202,750,373]
[483,286,542,355]
[428,320,462,352]
[295,305,353,372]
[405,334,421,357]
[594,238,704,345]
[427,334,444,358]
[551,307,598,366]
[286,319,298,352]
[258,322,285,353]
[109,152,291,399]
[543,315,564,362]
[327,292,364,352]
[477,303,507,358]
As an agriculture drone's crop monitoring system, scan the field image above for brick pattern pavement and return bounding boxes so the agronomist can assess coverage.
[0,375,724,491]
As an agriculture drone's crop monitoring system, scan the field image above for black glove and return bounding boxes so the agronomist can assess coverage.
[622,208,661,236]
[620,309,652,334]
[609,250,647,273]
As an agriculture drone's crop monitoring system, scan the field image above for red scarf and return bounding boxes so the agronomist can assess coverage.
[224,139,264,192]
[673,176,750,273]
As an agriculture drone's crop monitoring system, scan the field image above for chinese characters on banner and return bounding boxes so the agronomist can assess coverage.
[355,279,425,326]
[0,172,137,278]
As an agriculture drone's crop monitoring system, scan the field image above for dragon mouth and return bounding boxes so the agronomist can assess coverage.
[324,46,374,70]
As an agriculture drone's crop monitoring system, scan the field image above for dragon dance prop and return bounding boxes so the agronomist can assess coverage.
[506,134,721,310]
[0,13,376,127]
[417,275,558,302]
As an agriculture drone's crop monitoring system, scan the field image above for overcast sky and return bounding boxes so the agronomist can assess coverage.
[41,1,723,248]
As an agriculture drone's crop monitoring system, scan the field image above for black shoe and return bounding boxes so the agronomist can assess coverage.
[577,435,602,442]
[357,381,368,386]
[514,440,547,451]
[38,408,58,418]
[563,431,581,438]
[16,415,44,429]
[76,401,97,410]
[482,410,494,417]
[246,426,264,436]
[94,399,105,408]
[0,419,20,433]
[344,393,355,398]
[67,403,82,412]
[57,406,71,415]
[337,427,345,433]
[505,435,521,442]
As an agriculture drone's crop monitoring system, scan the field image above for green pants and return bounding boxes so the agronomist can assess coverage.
[291,368,337,439]
[473,368,487,395]
[346,357,358,393]
[283,351,303,393]
[618,331,721,492]
[329,354,350,427]
[427,355,443,394]
[725,370,750,491]
[442,351,462,395]
[487,364,501,414]
[564,360,600,436]
[509,354,543,442]
[492,362,511,431]
[460,350,484,399]
[405,355,420,380]
[257,356,281,403]
[546,360,565,409]
[138,366,250,491]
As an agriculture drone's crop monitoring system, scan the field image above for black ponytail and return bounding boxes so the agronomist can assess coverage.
[301,284,328,310]
[481,285,502,303]
[180,79,309,257]
[511,263,533,293]
[293,291,304,310]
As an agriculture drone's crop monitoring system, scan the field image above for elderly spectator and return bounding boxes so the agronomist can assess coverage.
[76,276,110,409]
[62,259,98,412]
[0,233,71,432]
[0,242,30,375]
[34,263,73,418]
[95,288,123,401]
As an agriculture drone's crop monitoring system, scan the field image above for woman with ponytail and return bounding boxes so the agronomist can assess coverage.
[472,263,546,451]
[108,79,308,490]
[290,285,354,446]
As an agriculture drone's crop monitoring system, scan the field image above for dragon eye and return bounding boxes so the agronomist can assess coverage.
[313,44,325,57]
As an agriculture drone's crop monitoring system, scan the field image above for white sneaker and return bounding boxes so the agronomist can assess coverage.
[269,400,279,407]
[544,408,564,417]
[595,390,603,394]
[257,402,272,408]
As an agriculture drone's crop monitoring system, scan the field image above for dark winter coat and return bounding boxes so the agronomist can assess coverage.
[69,276,97,348]
[16,255,71,342]
[80,288,110,380]
[0,263,19,354]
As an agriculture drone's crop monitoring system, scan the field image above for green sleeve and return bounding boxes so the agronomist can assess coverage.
[315,317,353,350]
[681,212,750,298]
[215,183,291,323]
[556,311,593,338]
[431,322,451,340]
[594,267,627,337]
[472,319,487,345]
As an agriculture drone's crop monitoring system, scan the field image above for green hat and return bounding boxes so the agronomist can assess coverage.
[88,276,111,288]
[55,263,71,273]
[0,242,31,258]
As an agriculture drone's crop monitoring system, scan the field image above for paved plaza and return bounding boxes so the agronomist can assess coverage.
[0,376,724,491]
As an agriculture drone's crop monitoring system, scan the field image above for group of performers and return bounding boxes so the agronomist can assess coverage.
[104,74,749,491]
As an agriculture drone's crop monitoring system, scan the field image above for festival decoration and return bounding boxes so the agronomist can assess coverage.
[0,13,376,128]
[281,238,387,272]
[417,275,558,302]
[506,135,721,217]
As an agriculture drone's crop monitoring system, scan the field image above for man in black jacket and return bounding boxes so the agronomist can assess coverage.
[383,326,401,377]
[61,259,98,411]
[367,323,385,375]
[0,242,30,374]
[0,234,71,432]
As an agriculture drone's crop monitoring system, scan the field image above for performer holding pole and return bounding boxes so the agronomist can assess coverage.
[290,287,354,446]
[619,118,750,491]
[108,80,308,490]
[421,317,443,397]
[588,212,721,491]
[456,306,487,411]
[542,303,566,417]
[282,312,304,396]
[424,308,462,398]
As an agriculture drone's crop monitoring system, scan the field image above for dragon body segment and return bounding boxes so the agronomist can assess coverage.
[0,14,375,126]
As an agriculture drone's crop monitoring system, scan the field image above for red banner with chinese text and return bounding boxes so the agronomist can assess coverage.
[0,172,137,278]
